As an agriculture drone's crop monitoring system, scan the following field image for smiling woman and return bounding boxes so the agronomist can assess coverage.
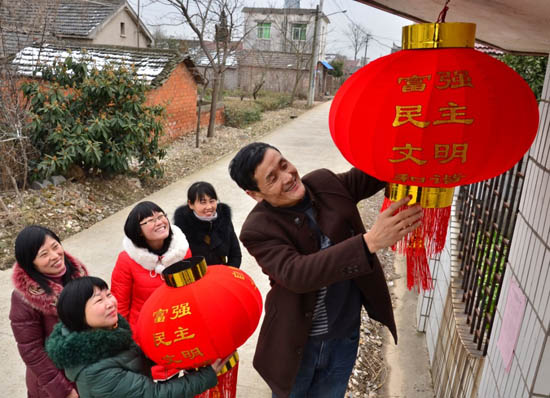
[45,276,224,398]
[110,201,192,331]
[9,225,88,398]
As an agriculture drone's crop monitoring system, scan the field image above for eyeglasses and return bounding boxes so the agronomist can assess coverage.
[139,213,167,227]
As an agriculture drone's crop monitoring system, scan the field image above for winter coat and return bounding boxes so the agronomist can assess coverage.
[9,253,88,398]
[111,225,191,330]
[240,168,397,398]
[45,315,217,398]
[173,203,242,268]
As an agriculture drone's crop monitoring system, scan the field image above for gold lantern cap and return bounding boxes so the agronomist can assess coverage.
[163,256,207,287]
[402,22,476,49]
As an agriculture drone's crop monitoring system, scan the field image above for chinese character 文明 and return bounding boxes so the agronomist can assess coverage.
[433,102,474,126]
[170,302,192,319]
[173,327,196,342]
[392,105,430,128]
[434,143,468,164]
[182,347,204,360]
[436,70,473,90]
[153,332,172,347]
[389,144,427,165]
[397,74,431,92]
[153,308,169,323]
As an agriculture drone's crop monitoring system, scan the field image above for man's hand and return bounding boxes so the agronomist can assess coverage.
[364,196,423,253]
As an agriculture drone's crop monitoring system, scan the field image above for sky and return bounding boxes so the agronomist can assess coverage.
[128,0,414,62]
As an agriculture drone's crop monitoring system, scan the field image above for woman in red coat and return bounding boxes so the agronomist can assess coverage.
[111,201,191,331]
[9,225,88,398]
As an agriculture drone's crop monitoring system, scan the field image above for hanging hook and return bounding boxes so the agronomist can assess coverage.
[436,0,451,23]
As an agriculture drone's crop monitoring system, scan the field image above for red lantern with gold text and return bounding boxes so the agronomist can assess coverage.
[329,22,539,291]
[135,257,263,398]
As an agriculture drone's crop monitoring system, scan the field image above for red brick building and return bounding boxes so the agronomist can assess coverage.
[13,44,224,141]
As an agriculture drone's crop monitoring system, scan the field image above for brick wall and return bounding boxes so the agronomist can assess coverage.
[146,64,224,143]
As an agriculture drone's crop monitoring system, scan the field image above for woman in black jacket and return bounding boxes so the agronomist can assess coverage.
[174,181,241,268]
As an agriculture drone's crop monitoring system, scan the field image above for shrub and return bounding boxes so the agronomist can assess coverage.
[224,100,262,128]
[22,56,166,179]
[255,91,291,111]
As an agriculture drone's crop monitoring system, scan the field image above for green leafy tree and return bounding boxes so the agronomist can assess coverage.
[499,54,548,100]
[22,56,166,179]
[329,60,344,78]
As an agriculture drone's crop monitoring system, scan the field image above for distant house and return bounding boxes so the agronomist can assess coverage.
[0,0,153,57]
[240,6,330,97]
[13,44,224,140]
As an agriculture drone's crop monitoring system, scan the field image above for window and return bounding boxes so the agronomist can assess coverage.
[120,22,126,37]
[291,24,307,41]
[257,22,271,40]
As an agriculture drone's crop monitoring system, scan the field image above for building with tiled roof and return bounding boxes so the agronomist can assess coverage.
[12,43,222,140]
[0,0,153,57]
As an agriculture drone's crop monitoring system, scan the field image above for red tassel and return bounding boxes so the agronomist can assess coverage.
[195,362,239,398]
[380,197,451,291]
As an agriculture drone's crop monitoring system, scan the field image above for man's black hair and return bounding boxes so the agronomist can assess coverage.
[228,142,280,191]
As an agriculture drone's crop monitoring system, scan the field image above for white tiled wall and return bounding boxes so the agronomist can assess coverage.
[478,55,550,398]
[418,55,550,397]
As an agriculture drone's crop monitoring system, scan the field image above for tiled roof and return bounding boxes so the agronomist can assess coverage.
[12,44,201,87]
[475,44,505,56]
[0,0,126,56]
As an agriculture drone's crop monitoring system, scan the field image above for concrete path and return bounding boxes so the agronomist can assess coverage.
[0,101,353,397]
[0,100,436,398]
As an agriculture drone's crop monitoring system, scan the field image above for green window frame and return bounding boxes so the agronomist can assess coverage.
[257,22,271,39]
[291,24,307,41]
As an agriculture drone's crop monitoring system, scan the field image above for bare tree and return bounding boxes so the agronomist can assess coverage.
[346,20,369,62]
[155,0,250,138]
[0,0,59,200]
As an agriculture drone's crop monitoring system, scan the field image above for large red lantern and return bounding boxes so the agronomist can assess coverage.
[135,257,262,397]
[330,22,539,291]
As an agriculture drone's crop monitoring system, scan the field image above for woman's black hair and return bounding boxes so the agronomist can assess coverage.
[228,142,280,191]
[187,181,218,203]
[14,225,77,294]
[57,276,109,332]
[123,201,173,252]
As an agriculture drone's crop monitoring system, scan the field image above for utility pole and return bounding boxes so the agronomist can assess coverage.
[137,0,140,48]
[362,33,371,66]
[307,0,323,107]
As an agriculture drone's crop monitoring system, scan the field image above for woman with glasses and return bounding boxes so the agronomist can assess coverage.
[9,225,88,398]
[111,201,191,331]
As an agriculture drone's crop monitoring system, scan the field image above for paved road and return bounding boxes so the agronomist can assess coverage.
[0,101,354,397]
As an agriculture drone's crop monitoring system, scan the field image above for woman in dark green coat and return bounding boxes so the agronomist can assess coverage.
[46,276,227,398]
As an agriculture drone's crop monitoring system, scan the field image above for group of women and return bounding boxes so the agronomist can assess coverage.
[9,181,242,398]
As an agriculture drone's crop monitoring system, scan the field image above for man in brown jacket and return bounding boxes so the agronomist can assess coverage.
[229,142,422,398]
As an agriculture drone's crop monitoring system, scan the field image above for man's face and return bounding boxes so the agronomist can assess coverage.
[247,148,306,207]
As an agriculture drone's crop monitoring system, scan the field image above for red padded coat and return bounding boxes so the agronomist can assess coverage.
[111,225,191,331]
[9,253,88,398]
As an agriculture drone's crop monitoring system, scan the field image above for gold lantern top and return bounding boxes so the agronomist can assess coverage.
[402,22,476,50]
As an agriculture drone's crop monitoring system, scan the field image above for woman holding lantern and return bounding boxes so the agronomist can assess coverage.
[46,276,228,398]
[111,201,192,331]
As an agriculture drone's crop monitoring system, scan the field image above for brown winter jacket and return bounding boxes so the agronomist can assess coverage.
[9,253,88,398]
[240,168,397,398]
